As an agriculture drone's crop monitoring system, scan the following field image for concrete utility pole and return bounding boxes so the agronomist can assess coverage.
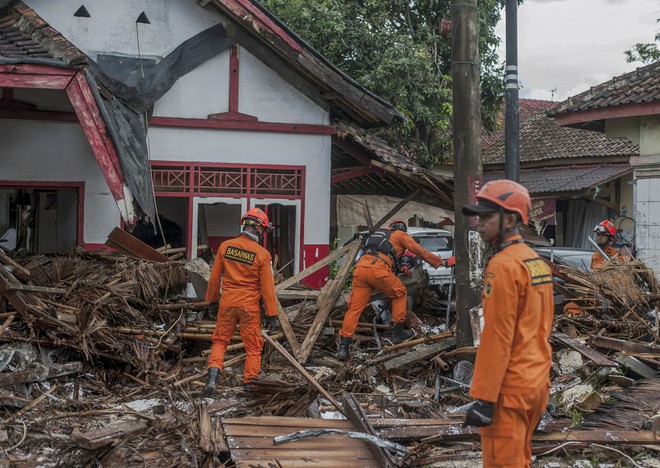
[504,0,520,181]
[451,0,483,348]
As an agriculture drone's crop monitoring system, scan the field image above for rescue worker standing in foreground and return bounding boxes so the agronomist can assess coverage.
[202,208,279,397]
[462,180,554,467]
[591,220,627,269]
[336,219,454,361]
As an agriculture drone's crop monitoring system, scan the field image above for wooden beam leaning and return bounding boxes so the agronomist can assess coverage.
[296,237,362,364]
[261,330,345,417]
[275,242,353,293]
[276,297,301,357]
[343,393,398,468]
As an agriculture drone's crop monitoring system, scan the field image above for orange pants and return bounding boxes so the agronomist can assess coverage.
[339,263,407,338]
[208,306,264,384]
[479,385,549,467]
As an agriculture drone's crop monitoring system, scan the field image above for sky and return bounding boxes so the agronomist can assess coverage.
[495,0,660,102]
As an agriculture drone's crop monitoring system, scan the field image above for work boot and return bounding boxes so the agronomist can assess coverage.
[335,336,352,361]
[392,323,414,344]
[200,367,220,398]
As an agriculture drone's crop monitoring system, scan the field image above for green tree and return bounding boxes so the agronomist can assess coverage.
[625,19,660,64]
[261,0,505,167]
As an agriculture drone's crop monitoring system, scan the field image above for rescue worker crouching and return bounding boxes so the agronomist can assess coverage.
[201,208,280,398]
[461,180,554,467]
[335,219,454,361]
[591,220,628,269]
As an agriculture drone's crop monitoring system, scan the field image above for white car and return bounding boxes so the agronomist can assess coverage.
[407,227,455,296]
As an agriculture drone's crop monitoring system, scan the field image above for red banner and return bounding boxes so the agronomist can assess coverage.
[529,198,556,225]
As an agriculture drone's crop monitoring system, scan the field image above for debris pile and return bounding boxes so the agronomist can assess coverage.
[1,240,659,467]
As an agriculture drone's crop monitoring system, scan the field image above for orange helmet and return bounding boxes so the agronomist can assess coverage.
[240,208,271,230]
[594,220,615,237]
[462,179,531,224]
[388,219,407,232]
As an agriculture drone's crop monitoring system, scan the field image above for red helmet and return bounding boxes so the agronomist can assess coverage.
[462,179,531,224]
[388,219,407,232]
[594,220,615,237]
[240,208,271,230]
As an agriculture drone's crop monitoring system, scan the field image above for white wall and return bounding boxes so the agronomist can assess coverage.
[0,120,120,244]
[25,0,220,60]
[148,128,331,245]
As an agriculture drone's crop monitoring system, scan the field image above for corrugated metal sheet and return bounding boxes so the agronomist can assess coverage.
[485,164,631,194]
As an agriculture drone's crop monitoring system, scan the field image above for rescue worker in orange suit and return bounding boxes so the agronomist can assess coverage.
[462,180,554,468]
[336,219,455,361]
[591,220,627,269]
[201,208,279,397]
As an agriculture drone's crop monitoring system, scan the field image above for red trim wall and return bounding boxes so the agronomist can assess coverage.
[0,180,85,246]
[302,244,330,289]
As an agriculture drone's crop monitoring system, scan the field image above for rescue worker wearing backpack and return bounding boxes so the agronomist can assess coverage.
[201,208,279,397]
[336,219,454,361]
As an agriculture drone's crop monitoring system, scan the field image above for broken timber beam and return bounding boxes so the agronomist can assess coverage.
[106,227,169,262]
[343,393,398,468]
[276,297,301,357]
[72,421,149,450]
[296,237,362,364]
[6,284,67,295]
[261,330,345,417]
[381,337,456,371]
[0,250,30,278]
[553,333,618,367]
[589,335,660,355]
[0,361,82,387]
[382,332,454,353]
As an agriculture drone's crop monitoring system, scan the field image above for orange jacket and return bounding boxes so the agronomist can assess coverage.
[470,235,554,403]
[591,245,627,269]
[360,229,444,270]
[205,234,278,316]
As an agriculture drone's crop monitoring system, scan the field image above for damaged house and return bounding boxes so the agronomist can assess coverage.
[0,0,421,287]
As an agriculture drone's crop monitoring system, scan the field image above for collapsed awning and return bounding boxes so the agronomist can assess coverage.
[485,164,631,196]
[333,195,454,228]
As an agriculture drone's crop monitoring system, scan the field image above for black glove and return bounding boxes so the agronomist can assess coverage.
[207,301,219,318]
[264,315,280,332]
[463,400,495,427]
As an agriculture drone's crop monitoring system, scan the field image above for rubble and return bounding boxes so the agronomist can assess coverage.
[1,238,660,467]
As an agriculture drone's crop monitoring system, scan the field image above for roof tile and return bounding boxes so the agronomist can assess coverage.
[549,61,660,116]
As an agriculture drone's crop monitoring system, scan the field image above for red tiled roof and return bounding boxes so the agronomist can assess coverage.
[0,2,85,64]
[483,108,638,165]
[485,164,632,195]
[549,61,660,117]
[482,99,557,149]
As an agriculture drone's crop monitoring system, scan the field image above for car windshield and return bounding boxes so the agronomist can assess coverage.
[414,235,453,252]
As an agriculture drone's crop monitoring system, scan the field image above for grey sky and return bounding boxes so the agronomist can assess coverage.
[495,0,660,102]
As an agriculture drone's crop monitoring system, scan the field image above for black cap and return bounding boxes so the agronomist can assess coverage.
[462,199,502,216]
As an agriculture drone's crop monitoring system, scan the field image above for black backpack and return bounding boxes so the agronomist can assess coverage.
[363,229,399,270]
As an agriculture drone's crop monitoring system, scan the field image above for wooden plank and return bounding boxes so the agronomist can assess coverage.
[381,332,454,353]
[261,331,345,417]
[7,284,67,295]
[230,447,377,459]
[226,435,373,452]
[0,267,30,316]
[275,242,354,293]
[276,290,321,301]
[382,338,456,371]
[105,227,169,262]
[589,335,660,355]
[71,421,148,450]
[343,393,397,468]
[0,250,30,278]
[225,427,356,437]
[276,297,301,357]
[236,460,377,468]
[224,416,354,429]
[533,430,660,444]
[296,238,362,364]
[553,333,618,367]
[0,361,83,387]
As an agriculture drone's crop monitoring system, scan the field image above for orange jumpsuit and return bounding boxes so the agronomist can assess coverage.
[470,235,554,467]
[591,245,627,269]
[206,234,278,384]
[339,229,443,338]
